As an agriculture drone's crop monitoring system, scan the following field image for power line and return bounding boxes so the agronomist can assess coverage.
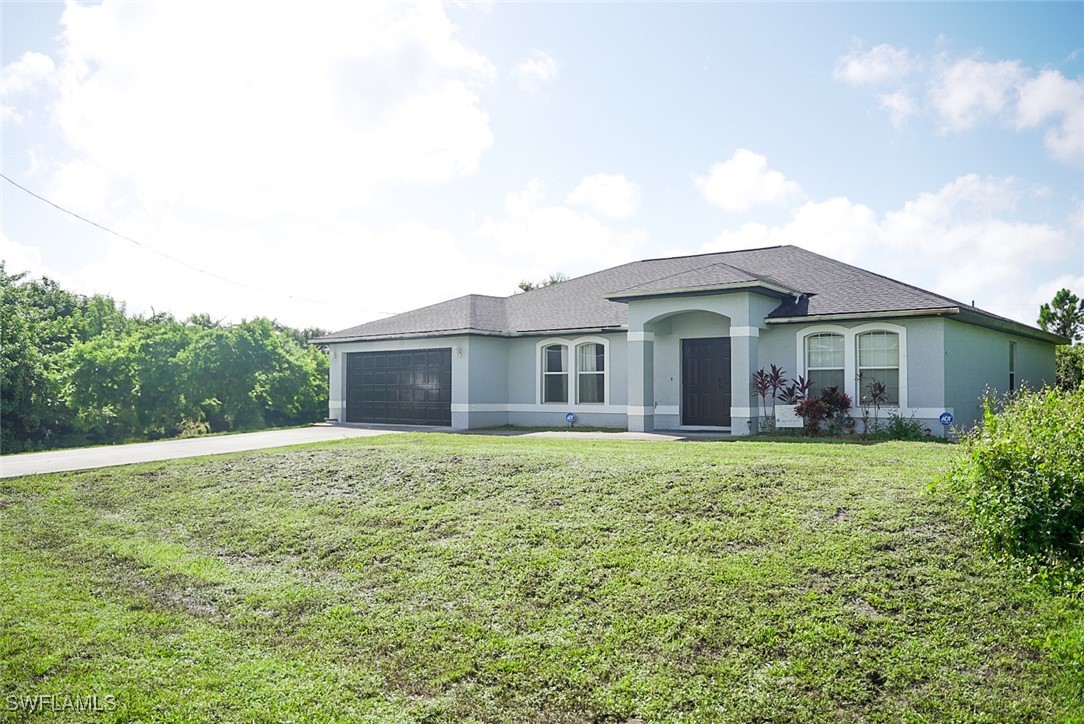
[0,172,399,318]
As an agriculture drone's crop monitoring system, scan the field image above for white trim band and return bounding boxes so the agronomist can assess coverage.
[452,403,628,414]
[627,331,655,342]
[730,326,760,338]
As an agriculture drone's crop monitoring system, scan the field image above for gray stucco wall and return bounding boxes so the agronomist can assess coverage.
[756,317,948,434]
[943,318,1057,429]
[504,332,629,428]
[651,311,732,429]
[626,292,782,433]
[324,311,1055,435]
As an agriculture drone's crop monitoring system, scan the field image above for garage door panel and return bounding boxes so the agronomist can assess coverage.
[346,348,452,426]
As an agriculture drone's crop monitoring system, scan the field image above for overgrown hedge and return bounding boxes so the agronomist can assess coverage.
[945,386,1084,586]
[2,265,329,453]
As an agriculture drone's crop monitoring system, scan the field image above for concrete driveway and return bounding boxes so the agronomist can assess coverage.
[0,424,403,478]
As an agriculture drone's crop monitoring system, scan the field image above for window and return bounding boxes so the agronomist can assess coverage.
[541,344,568,403]
[576,342,605,403]
[806,333,844,395]
[1009,342,1017,392]
[857,331,900,405]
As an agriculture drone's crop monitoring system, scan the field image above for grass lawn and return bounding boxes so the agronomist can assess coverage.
[2,435,1080,722]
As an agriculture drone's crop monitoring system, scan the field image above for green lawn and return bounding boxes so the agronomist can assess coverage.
[2,435,1080,722]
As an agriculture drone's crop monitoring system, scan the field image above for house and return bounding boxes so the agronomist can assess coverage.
[312,245,1064,435]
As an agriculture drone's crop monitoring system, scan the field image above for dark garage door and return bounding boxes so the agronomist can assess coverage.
[346,349,452,426]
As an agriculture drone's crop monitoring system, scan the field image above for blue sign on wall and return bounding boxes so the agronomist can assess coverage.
[939,412,954,426]
[566,412,576,425]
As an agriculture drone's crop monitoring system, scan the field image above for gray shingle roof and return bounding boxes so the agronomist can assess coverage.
[312,245,1047,342]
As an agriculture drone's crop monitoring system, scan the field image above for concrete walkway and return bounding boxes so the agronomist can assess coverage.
[0,424,402,478]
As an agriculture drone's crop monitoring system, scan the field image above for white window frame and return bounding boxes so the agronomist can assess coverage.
[856,329,902,406]
[574,338,609,405]
[535,336,609,407]
[538,339,571,404]
[796,323,908,409]
[804,332,846,395]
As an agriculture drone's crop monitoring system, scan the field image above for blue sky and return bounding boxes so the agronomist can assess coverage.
[2,1,1081,331]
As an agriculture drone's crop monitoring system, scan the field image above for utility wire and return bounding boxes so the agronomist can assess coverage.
[0,172,399,317]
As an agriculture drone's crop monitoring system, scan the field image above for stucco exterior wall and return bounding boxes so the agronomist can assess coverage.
[651,311,731,429]
[323,311,1055,436]
[625,291,782,433]
[943,318,1057,429]
[503,332,629,428]
[757,317,949,435]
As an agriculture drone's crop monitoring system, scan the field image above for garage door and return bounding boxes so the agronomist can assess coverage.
[345,348,452,426]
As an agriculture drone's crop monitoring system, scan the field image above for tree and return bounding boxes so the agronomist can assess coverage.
[1038,288,1084,342]
[1055,344,1084,391]
[1,266,329,451]
[517,273,569,292]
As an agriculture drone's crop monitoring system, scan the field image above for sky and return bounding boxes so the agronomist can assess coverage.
[1,1,1082,333]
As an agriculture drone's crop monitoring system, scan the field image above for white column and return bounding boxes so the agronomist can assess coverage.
[730,326,759,435]
[627,331,654,432]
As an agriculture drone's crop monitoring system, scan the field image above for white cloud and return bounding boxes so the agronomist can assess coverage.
[0,1,512,329]
[833,44,913,86]
[479,179,645,268]
[514,50,558,91]
[566,173,641,218]
[704,197,882,263]
[1015,69,1084,162]
[835,44,1084,163]
[695,149,802,212]
[1033,274,1084,310]
[702,174,1074,324]
[1,51,56,122]
[1,232,51,279]
[878,91,917,129]
[929,57,1025,130]
[46,213,523,331]
[40,1,495,218]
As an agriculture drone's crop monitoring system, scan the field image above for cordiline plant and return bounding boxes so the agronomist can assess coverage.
[752,364,788,432]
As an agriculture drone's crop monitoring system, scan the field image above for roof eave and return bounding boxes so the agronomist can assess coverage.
[765,308,962,324]
[312,325,629,344]
[952,309,1070,344]
[765,307,1067,344]
[312,328,510,344]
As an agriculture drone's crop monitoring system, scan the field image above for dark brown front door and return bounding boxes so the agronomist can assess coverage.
[682,337,731,427]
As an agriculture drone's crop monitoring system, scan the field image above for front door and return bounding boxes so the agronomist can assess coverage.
[681,337,731,427]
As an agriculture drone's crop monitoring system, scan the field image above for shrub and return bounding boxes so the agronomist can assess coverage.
[884,412,928,440]
[1056,344,1084,391]
[794,397,829,435]
[944,386,1084,584]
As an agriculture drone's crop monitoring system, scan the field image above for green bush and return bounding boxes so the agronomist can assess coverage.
[945,386,1084,584]
[1056,344,1084,391]
[884,412,928,440]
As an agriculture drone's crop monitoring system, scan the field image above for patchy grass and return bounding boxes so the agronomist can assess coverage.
[1,435,1080,722]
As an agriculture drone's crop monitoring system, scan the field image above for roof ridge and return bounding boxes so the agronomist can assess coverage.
[637,244,785,264]
[609,258,760,294]
[783,245,964,307]
[509,258,648,298]
[715,256,799,294]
